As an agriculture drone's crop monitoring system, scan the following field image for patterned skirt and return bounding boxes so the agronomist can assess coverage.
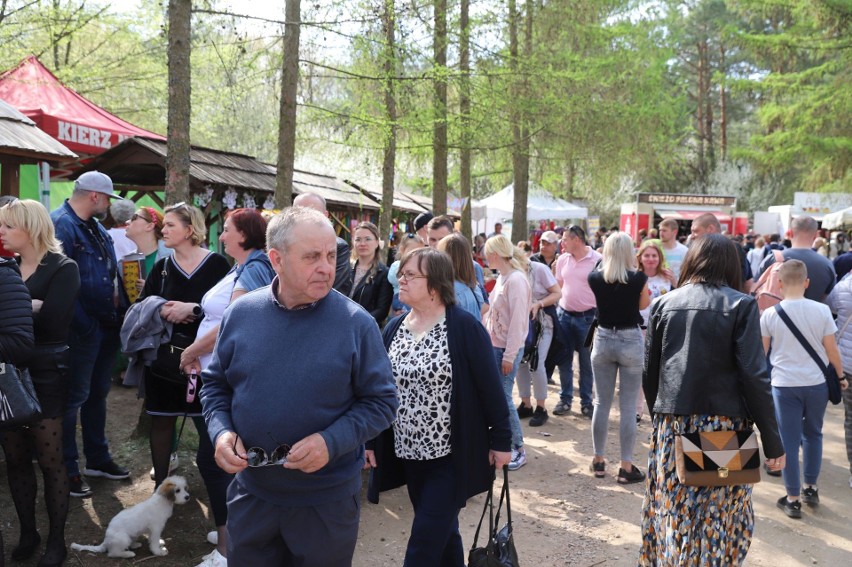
[638,414,754,567]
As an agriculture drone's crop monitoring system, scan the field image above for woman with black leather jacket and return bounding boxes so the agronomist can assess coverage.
[0,251,36,566]
[1,200,78,567]
[639,234,785,566]
[349,221,393,326]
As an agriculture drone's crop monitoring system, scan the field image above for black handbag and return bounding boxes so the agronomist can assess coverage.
[774,305,842,405]
[147,258,195,385]
[468,467,519,567]
[0,363,43,429]
[149,332,194,385]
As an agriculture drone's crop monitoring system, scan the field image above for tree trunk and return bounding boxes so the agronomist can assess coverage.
[379,0,397,243]
[458,0,472,238]
[719,43,727,162]
[509,0,532,242]
[275,0,301,209]
[165,0,192,205]
[431,0,448,215]
[695,41,706,188]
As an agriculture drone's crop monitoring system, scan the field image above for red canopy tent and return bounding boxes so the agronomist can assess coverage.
[0,56,163,176]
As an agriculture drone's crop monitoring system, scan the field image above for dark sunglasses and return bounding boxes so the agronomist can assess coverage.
[131,213,152,223]
[235,433,291,467]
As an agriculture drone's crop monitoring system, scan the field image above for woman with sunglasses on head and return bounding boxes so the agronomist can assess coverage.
[0,199,79,566]
[484,234,533,471]
[366,247,511,567]
[350,221,393,326]
[388,233,425,317]
[136,203,230,500]
[175,208,273,567]
[123,206,171,292]
[640,234,784,565]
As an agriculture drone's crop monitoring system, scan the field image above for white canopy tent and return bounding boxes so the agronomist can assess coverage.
[471,184,587,234]
[822,206,852,230]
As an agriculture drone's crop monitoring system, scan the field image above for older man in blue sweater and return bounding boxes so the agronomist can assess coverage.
[200,206,398,566]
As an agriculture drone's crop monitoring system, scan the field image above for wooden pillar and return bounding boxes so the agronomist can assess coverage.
[0,159,21,197]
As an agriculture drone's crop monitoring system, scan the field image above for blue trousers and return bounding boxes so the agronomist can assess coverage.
[772,383,828,497]
[494,347,524,450]
[556,308,594,409]
[63,323,120,476]
[226,481,360,566]
[402,456,465,567]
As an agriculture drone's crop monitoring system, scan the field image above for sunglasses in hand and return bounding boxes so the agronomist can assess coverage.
[234,433,291,467]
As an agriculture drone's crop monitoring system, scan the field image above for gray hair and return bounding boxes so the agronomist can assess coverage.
[267,206,332,253]
[791,215,818,234]
[292,192,327,213]
[110,199,137,224]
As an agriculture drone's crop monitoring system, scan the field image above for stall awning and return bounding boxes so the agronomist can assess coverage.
[659,210,732,223]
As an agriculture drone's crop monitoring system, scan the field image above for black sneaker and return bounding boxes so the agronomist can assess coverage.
[801,486,819,506]
[777,495,802,518]
[69,475,93,498]
[590,459,606,478]
[529,406,549,427]
[516,403,534,419]
[617,465,645,484]
[83,460,130,480]
[764,462,782,477]
[581,406,594,419]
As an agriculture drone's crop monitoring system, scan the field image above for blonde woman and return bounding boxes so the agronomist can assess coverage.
[587,232,650,483]
[0,199,80,566]
[350,221,393,325]
[636,240,676,328]
[484,234,532,470]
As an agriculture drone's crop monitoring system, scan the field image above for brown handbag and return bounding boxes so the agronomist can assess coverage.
[674,424,761,487]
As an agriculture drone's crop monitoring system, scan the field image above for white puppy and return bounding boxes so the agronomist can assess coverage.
[71,476,191,558]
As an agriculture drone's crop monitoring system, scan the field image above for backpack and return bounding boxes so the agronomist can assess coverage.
[753,250,785,313]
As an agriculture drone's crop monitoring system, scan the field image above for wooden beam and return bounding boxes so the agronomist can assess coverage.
[0,159,22,197]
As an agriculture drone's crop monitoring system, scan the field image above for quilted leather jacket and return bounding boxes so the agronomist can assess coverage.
[643,282,784,458]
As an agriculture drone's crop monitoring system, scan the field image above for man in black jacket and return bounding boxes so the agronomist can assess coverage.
[293,192,352,296]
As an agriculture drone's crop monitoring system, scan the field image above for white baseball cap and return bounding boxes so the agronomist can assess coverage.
[540,230,559,243]
[75,171,126,200]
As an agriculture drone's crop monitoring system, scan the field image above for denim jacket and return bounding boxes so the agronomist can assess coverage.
[51,200,119,332]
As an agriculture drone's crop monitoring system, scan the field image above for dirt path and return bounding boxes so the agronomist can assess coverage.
[2,380,850,566]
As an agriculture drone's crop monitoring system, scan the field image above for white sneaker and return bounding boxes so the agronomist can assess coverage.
[149,453,180,480]
[508,448,527,471]
[207,530,218,545]
[196,549,227,567]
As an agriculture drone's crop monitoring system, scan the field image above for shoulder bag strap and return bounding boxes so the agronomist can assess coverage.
[159,256,170,297]
[470,481,494,549]
[493,466,512,532]
[774,305,828,374]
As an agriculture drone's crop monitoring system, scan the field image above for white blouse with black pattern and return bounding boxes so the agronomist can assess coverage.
[388,317,453,460]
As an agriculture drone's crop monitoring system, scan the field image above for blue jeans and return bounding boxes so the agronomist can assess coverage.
[494,347,524,450]
[590,327,644,462]
[556,308,594,409]
[772,383,828,497]
[63,323,120,476]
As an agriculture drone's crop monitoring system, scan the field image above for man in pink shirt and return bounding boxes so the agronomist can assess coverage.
[553,225,601,418]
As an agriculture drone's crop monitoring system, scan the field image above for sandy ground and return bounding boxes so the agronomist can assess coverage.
[2,377,851,566]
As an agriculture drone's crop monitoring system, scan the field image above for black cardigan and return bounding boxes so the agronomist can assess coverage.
[367,304,511,507]
[350,261,393,326]
[0,258,34,365]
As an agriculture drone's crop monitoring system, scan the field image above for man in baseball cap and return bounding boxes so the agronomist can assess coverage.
[74,171,127,201]
[51,170,130,497]
[531,230,560,268]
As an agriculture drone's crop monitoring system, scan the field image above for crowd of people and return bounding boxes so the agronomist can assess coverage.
[0,175,851,566]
